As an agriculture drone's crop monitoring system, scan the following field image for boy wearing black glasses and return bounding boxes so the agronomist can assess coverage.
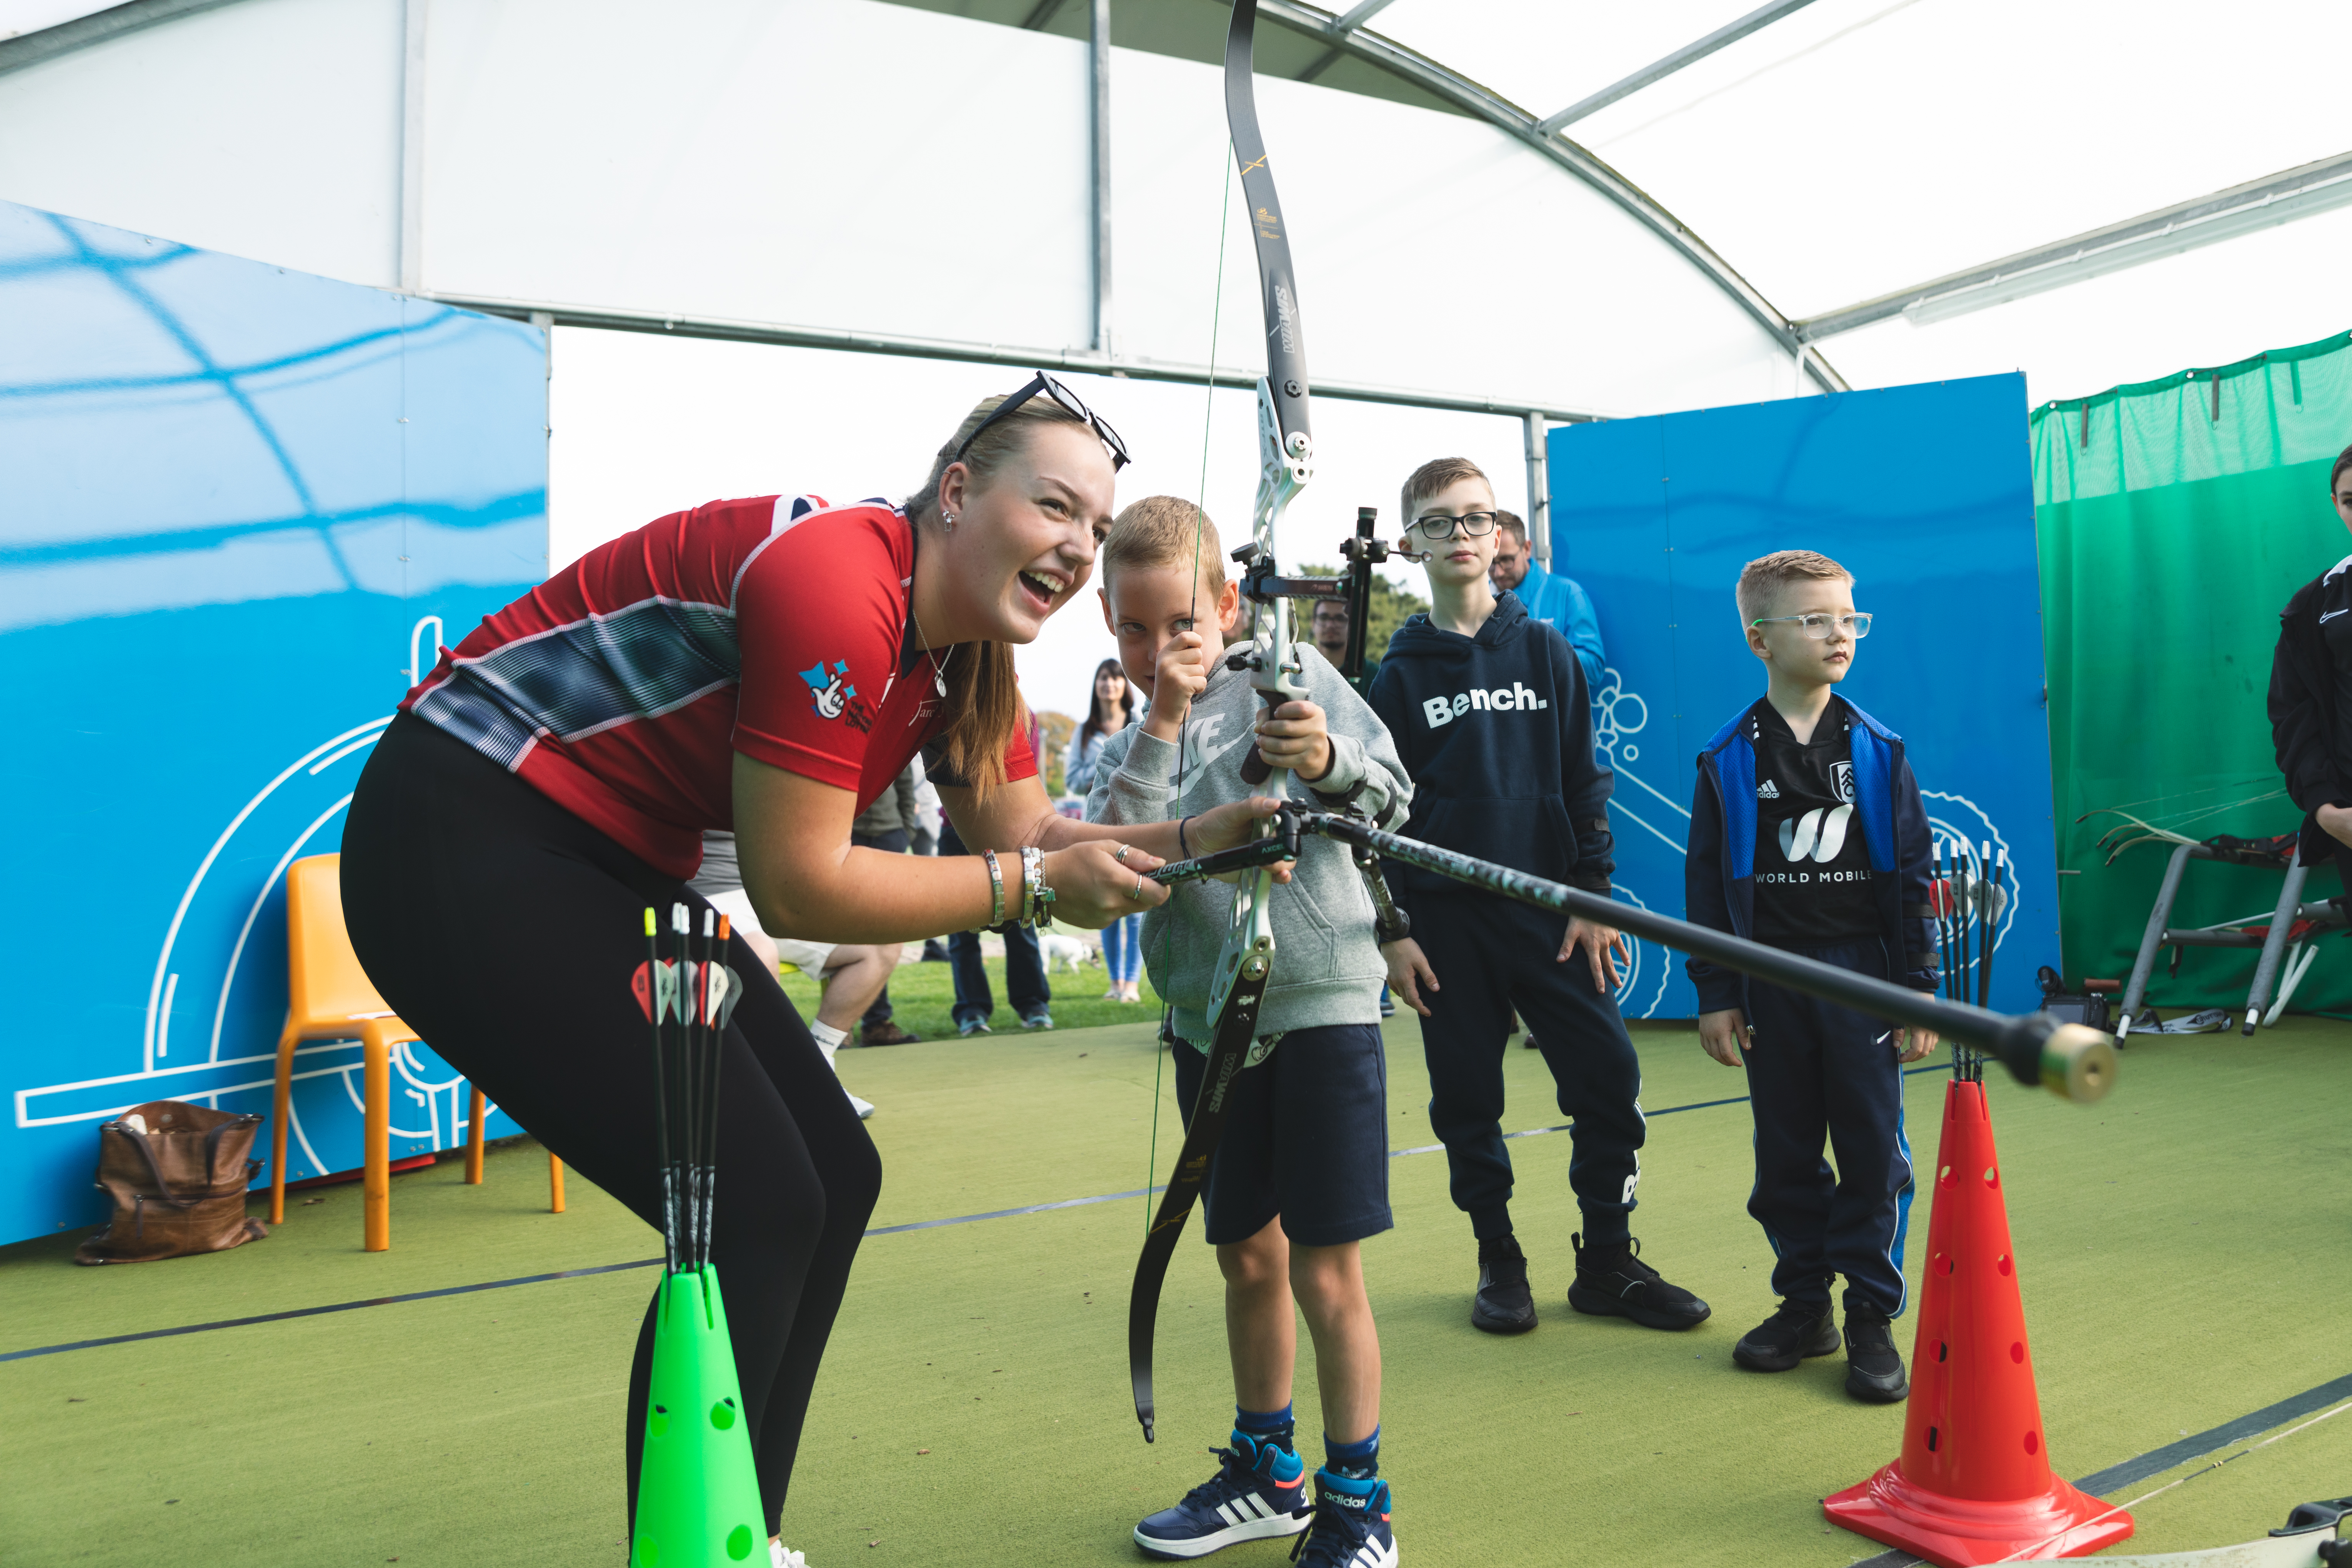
[1685,549,1938,1405]
[1368,456,1709,1340]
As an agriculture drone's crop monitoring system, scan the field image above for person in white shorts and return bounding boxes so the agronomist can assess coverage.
[693,834,892,1120]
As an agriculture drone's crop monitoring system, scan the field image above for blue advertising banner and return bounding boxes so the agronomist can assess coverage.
[0,201,548,1244]
[1550,373,2056,1020]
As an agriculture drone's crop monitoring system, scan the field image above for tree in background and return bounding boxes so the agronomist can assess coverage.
[1036,709,1077,796]
[1294,563,1430,668]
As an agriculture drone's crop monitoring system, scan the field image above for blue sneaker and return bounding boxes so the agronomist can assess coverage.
[1289,1469,1398,1568]
[1133,1431,1311,1559]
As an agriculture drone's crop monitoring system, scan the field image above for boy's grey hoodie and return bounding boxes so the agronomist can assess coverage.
[1086,645,1411,1051]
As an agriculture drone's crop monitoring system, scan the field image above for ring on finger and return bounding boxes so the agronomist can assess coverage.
[1129,875,1147,901]
[1112,844,1132,863]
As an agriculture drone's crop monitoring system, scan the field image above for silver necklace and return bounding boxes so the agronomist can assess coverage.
[908,598,952,697]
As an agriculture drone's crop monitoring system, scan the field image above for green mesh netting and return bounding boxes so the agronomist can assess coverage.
[2033,328,2352,1012]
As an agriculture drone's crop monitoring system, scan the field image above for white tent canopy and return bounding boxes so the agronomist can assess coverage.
[5,0,2347,695]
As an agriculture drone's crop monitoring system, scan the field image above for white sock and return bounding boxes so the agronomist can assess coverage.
[808,1019,846,1071]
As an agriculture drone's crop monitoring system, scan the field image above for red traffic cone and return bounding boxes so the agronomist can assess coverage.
[1823,1080,2131,1566]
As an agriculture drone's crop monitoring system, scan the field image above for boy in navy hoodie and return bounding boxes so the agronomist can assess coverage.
[1684,549,1937,1405]
[1369,457,1709,1339]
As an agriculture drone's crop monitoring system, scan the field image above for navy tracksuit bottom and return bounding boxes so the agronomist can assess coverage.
[1412,894,1645,1246]
[1742,938,1916,1317]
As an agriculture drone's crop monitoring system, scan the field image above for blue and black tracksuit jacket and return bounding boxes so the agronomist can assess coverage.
[1683,698,1939,1009]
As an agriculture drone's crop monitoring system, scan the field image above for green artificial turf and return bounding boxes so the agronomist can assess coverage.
[3,1016,2347,1567]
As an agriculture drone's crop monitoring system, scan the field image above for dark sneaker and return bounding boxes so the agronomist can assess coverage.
[1020,1008,1054,1031]
[1566,1233,1712,1331]
[1291,1469,1398,1568]
[1132,1431,1310,1559]
[1732,1299,1839,1372]
[955,1016,991,1038]
[920,939,951,962]
[1844,1304,1909,1403]
[858,1021,921,1047]
[1471,1235,1536,1335]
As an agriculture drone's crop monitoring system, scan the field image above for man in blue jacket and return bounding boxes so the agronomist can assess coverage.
[1684,549,1938,1405]
[1371,457,1709,1340]
[1490,510,1604,700]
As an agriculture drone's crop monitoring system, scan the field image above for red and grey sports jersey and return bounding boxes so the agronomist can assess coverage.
[400,494,1035,880]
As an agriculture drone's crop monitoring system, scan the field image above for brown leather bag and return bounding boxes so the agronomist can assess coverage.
[75,1100,269,1264]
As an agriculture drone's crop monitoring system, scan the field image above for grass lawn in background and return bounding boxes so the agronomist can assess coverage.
[776,946,1163,1042]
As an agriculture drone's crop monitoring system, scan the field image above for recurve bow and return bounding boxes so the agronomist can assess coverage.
[1124,0,1315,1445]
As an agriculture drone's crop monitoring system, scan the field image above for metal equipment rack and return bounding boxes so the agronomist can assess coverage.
[2117,839,2346,1040]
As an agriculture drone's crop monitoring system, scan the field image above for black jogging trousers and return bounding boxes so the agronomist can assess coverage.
[340,714,880,1536]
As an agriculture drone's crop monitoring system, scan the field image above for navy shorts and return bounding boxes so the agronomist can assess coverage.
[1170,1022,1393,1248]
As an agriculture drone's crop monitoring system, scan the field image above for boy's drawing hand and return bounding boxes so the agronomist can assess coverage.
[1896,1026,1939,1064]
[1141,630,1210,742]
[1253,698,1333,781]
[1384,938,1437,1016]
[1698,1008,1749,1067]
[1558,917,1627,993]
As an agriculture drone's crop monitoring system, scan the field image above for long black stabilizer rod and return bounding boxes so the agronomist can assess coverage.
[1145,809,2115,1104]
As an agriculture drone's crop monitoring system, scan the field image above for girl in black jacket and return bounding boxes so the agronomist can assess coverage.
[2266,442,2352,876]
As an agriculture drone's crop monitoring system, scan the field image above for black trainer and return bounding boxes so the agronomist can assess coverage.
[1471,1235,1536,1335]
[1732,1299,1839,1372]
[1565,1233,1712,1331]
[1844,1304,1909,1403]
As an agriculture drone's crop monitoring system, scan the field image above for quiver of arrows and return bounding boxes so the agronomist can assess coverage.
[630,905,763,1568]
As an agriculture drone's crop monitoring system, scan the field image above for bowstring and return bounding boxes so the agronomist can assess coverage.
[1145,136,1234,1235]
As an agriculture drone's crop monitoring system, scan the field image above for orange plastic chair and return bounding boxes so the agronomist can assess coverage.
[270,854,563,1250]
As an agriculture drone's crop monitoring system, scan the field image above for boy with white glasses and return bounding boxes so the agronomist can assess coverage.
[1684,550,1939,1404]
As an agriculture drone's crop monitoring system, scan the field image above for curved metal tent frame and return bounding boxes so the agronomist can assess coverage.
[1252,0,1847,395]
[0,0,1850,396]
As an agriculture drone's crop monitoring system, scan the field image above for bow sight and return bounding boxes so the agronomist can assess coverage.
[1228,505,1393,782]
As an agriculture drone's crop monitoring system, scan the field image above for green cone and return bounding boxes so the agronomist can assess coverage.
[632,1266,765,1567]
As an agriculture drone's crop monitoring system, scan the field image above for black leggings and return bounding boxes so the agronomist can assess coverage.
[341,716,880,1533]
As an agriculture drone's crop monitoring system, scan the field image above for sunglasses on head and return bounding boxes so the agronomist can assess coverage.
[954,372,1131,472]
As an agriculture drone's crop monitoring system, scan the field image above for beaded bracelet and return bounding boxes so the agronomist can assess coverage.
[978,848,1005,930]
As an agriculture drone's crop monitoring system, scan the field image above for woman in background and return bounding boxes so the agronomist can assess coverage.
[1068,657,1144,1001]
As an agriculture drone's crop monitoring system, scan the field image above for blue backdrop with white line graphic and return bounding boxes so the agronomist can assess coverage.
[1551,373,2056,1020]
[0,200,548,1245]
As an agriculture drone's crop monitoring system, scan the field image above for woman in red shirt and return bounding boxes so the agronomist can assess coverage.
[341,380,1279,1555]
